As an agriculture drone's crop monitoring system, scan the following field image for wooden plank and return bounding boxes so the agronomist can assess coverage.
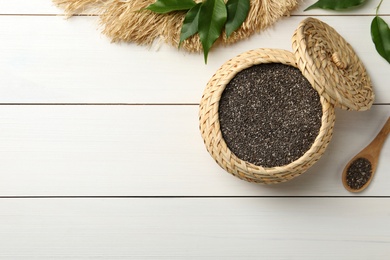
[0,105,388,196]
[0,0,389,15]
[0,0,59,14]
[0,198,389,258]
[0,15,388,104]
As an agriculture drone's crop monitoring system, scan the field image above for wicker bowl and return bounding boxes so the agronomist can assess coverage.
[199,18,374,184]
[199,49,335,184]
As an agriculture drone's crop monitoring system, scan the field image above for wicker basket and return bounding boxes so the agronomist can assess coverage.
[199,18,374,184]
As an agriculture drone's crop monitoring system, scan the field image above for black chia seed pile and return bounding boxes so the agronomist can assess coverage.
[218,63,323,168]
[346,157,372,190]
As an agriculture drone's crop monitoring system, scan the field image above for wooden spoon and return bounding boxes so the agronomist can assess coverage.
[342,116,390,193]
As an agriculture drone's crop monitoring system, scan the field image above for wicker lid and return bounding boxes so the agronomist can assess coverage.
[292,17,374,111]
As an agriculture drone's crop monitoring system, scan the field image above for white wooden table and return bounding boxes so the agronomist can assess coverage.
[0,1,389,258]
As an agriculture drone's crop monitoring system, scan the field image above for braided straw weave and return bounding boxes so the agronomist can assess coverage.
[52,0,299,53]
[292,18,374,111]
[199,49,336,184]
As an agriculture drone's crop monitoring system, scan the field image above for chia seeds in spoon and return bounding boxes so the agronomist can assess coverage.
[218,63,322,168]
[346,157,372,190]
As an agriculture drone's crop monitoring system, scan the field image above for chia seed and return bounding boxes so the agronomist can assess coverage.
[346,157,372,190]
[218,63,322,168]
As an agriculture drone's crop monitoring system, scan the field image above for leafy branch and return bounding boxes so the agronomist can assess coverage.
[146,0,250,63]
[305,0,390,64]
[371,0,390,63]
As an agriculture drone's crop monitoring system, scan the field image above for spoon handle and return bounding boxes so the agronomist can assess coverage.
[367,116,390,156]
[381,117,390,135]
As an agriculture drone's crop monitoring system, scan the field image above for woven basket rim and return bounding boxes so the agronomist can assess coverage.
[199,48,336,183]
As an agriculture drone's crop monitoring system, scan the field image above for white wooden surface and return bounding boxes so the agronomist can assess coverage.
[0,0,389,258]
[1,198,389,259]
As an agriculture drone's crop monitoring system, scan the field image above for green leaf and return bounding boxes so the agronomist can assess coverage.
[225,0,250,38]
[146,0,196,14]
[371,16,390,63]
[179,3,202,47]
[304,0,366,11]
[198,0,227,63]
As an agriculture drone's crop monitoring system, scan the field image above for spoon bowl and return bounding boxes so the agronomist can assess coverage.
[342,116,390,193]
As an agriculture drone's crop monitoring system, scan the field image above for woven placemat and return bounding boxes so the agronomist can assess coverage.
[53,0,299,52]
[199,48,336,184]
